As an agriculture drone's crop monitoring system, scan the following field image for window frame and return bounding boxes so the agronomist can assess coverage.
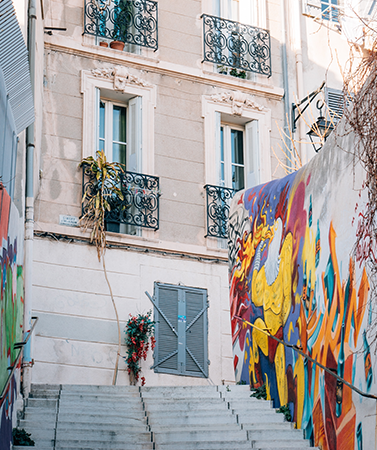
[81,69,156,174]
[202,93,271,189]
[98,97,128,164]
[220,122,246,191]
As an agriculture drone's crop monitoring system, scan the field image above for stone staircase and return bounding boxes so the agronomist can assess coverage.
[14,384,318,450]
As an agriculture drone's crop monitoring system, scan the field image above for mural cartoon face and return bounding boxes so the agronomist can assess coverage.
[228,153,375,450]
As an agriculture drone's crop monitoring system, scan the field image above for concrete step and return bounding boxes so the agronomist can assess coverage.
[26,398,58,409]
[250,439,311,448]
[55,429,152,442]
[144,401,230,412]
[154,429,249,443]
[241,422,295,431]
[237,412,286,424]
[150,423,242,432]
[55,441,154,449]
[148,413,237,426]
[61,384,140,394]
[247,429,304,441]
[56,412,147,423]
[227,399,274,408]
[154,441,253,449]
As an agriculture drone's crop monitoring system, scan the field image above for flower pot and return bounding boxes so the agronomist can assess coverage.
[99,41,108,47]
[110,40,124,51]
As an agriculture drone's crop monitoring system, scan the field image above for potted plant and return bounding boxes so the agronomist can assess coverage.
[110,0,133,50]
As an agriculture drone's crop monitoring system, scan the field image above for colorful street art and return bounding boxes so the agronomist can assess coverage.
[0,186,24,450]
[228,142,377,450]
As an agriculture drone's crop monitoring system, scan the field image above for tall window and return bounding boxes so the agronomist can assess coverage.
[98,99,127,165]
[95,93,142,235]
[220,124,245,191]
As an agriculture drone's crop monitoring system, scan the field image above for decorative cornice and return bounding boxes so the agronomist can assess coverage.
[91,66,151,89]
[210,91,265,115]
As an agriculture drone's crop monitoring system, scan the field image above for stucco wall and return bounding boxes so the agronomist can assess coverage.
[228,121,376,449]
[32,237,234,386]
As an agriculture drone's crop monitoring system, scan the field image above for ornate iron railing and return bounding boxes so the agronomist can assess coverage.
[202,14,271,77]
[82,168,160,231]
[205,184,235,239]
[84,0,158,51]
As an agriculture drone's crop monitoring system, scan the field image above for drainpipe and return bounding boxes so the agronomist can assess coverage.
[23,0,37,399]
[292,1,305,165]
[281,0,292,167]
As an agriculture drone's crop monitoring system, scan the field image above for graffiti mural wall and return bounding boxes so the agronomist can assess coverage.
[228,135,377,449]
[0,187,24,450]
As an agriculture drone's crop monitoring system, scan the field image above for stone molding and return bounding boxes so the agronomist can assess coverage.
[209,91,264,116]
[91,66,151,89]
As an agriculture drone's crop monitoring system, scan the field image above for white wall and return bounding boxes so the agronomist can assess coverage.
[32,237,235,386]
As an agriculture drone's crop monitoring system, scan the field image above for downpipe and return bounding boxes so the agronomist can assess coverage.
[23,0,37,399]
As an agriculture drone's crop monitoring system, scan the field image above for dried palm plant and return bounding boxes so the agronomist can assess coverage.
[79,150,124,385]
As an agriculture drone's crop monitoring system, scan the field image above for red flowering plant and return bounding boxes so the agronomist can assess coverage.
[124,311,155,385]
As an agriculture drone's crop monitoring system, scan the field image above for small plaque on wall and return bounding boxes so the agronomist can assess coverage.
[59,215,79,227]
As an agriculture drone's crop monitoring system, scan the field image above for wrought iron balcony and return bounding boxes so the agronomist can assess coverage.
[84,0,158,51]
[202,14,271,77]
[205,184,235,239]
[82,168,160,231]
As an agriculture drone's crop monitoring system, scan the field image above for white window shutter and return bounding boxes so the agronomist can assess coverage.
[95,87,100,153]
[245,120,260,188]
[239,0,253,25]
[127,96,142,172]
[215,111,222,185]
[213,0,221,15]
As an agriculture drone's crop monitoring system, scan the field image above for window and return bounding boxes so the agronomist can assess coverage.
[96,94,141,172]
[216,113,260,190]
[321,0,339,21]
[220,124,245,191]
[151,283,209,378]
[98,100,127,165]
[81,69,157,235]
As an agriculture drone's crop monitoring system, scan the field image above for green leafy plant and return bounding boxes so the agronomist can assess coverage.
[236,380,247,385]
[226,385,231,392]
[277,404,292,422]
[113,0,133,42]
[13,428,35,446]
[124,311,155,385]
[250,384,267,400]
[229,68,247,79]
[79,150,124,385]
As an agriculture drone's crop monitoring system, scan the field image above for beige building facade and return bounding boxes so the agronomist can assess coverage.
[28,0,364,386]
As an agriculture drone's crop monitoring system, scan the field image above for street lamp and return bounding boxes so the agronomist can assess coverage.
[307,106,334,153]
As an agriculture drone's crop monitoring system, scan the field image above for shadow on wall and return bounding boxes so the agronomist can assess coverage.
[0,187,24,450]
[228,129,375,450]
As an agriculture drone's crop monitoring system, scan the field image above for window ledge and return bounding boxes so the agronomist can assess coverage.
[34,222,229,263]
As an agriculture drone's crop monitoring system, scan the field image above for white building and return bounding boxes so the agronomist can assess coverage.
[25,0,371,387]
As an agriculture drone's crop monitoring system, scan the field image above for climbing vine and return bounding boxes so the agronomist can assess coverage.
[341,37,377,348]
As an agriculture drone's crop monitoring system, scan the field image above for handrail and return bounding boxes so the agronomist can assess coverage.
[0,316,39,401]
[234,315,377,401]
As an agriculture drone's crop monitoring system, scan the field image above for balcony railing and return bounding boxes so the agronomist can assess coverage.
[84,0,158,51]
[205,184,235,239]
[202,14,271,77]
[82,168,160,231]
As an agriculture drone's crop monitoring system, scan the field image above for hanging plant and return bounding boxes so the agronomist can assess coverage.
[79,150,124,385]
[124,311,155,385]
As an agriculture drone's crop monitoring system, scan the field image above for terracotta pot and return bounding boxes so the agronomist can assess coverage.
[110,40,124,51]
[99,41,108,47]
